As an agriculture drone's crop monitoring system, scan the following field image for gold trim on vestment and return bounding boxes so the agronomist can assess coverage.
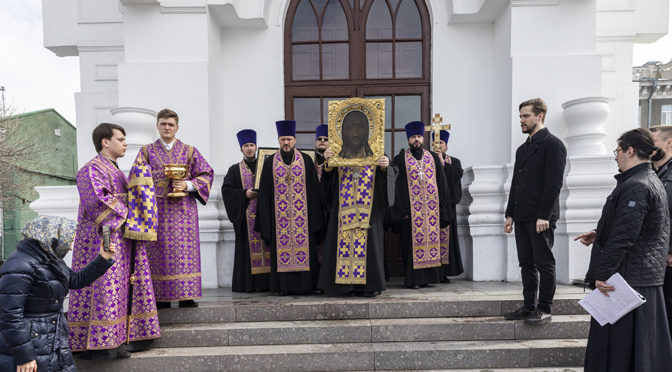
[151,272,201,280]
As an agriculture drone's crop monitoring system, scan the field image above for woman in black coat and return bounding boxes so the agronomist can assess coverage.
[0,216,115,372]
[576,128,672,372]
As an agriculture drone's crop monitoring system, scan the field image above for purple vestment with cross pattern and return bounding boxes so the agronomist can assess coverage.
[67,155,161,351]
[134,139,214,302]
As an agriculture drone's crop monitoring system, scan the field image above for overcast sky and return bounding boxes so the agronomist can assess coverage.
[0,1,670,128]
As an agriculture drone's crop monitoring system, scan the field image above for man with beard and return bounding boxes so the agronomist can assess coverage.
[504,98,566,325]
[339,111,374,159]
[222,129,270,293]
[255,120,325,295]
[390,121,452,289]
[434,129,464,282]
[649,125,672,338]
[314,124,329,183]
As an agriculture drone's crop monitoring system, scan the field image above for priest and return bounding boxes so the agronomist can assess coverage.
[222,129,270,292]
[390,121,452,288]
[255,120,325,295]
[68,123,161,359]
[317,147,389,297]
[132,109,214,308]
[435,129,464,281]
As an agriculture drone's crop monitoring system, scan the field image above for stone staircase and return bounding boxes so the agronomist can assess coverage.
[74,280,589,371]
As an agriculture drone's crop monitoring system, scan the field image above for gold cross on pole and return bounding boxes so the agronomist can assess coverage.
[425,113,451,153]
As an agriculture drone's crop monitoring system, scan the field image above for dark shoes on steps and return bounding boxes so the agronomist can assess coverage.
[504,306,552,325]
[156,300,199,309]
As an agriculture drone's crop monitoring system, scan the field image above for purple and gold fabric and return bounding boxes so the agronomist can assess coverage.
[404,149,441,269]
[68,155,160,351]
[240,160,271,274]
[335,166,375,284]
[134,139,214,302]
[272,149,310,272]
[125,161,158,241]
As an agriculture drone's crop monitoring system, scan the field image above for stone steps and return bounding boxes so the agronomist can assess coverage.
[74,339,587,371]
[75,284,590,371]
[154,315,590,348]
[157,295,587,325]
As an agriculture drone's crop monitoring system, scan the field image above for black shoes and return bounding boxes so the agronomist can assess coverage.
[362,291,381,298]
[504,306,535,320]
[74,345,131,360]
[179,299,199,308]
[156,301,171,309]
[524,310,552,325]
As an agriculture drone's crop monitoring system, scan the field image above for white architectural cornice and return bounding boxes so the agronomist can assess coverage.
[511,0,560,7]
[77,45,124,53]
[159,6,208,14]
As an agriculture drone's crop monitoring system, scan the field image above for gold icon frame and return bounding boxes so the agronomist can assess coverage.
[327,97,385,167]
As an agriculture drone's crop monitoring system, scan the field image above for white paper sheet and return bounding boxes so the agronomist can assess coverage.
[578,272,647,326]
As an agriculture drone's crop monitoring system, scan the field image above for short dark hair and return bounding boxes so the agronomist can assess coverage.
[519,98,548,123]
[617,127,663,162]
[92,123,126,153]
[649,125,672,141]
[157,108,179,124]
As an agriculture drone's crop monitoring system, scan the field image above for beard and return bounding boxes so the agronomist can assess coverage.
[522,123,538,134]
[409,141,423,149]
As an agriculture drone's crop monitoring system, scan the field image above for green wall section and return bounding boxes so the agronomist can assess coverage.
[1,109,77,259]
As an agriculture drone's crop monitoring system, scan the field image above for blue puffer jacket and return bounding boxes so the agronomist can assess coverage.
[0,239,113,372]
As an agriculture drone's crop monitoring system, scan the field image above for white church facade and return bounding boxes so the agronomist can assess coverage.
[33,0,670,287]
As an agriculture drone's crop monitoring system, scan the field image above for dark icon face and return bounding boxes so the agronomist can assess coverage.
[340,111,374,159]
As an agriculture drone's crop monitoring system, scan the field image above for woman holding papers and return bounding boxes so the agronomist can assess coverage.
[576,128,672,372]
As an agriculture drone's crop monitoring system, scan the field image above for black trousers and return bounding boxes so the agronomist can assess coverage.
[514,220,556,314]
[664,266,672,338]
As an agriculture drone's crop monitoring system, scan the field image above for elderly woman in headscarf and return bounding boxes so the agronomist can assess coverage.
[0,216,115,372]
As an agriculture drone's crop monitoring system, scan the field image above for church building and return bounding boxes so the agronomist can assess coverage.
[34,0,670,287]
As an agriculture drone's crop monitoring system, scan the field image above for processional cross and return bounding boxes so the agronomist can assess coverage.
[425,113,452,153]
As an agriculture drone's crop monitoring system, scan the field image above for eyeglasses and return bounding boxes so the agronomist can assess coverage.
[613,148,620,157]
[317,137,329,142]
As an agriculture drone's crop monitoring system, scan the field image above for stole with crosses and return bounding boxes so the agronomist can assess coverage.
[335,166,375,284]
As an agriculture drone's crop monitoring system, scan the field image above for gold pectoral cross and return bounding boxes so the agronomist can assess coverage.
[425,113,452,153]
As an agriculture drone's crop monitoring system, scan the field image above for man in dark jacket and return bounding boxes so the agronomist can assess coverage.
[504,98,567,325]
[650,125,672,338]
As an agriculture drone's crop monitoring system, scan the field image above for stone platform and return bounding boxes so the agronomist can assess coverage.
[75,279,589,371]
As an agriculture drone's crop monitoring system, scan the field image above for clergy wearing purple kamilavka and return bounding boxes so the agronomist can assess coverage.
[222,129,271,292]
[434,129,464,281]
[68,123,160,360]
[390,121,452,289]
[255,120,325,295]
[132,109,214,308]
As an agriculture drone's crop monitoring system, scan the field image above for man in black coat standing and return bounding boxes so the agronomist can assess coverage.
[504,98,567,325]
[650,125,672,338]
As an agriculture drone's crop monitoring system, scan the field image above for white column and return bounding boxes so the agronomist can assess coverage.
[109,106,157,172]
[555,96,616,284]
[464,165,511,280]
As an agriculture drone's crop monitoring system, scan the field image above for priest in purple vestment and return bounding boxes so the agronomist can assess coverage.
[255,120,325,295]
[133,109,214,308]
[68,123,161,360]
[390,121,452,289]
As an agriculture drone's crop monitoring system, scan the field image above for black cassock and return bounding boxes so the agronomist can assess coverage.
[221,159,270,293]
[317,166,388,295]
[255,151,325,294]
[441,155,465,277]
[390,149,452,288]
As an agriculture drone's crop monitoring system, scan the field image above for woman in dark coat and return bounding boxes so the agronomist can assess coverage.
[0,216,115,372]
[576,128,672,372]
